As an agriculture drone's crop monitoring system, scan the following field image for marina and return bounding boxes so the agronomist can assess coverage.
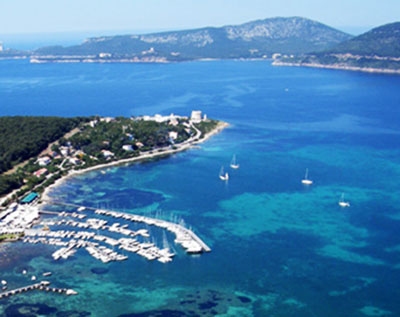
[17,201,211,265]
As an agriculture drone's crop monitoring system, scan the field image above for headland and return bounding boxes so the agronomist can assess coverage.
[0,111,228,208]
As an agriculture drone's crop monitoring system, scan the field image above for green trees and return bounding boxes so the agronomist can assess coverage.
[0,116,85,174]
[0,116,85,196]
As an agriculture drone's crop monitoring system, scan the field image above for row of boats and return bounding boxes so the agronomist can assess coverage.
[23,206,210,264]
[24,223,175,263]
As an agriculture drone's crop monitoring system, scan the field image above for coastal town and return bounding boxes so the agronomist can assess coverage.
[0,111,227,266]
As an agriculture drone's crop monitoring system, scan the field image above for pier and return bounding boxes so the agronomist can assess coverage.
[0,281,77,299]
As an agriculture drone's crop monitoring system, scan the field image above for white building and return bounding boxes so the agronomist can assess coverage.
[36,156,51,166]
[101,150,114,159]
[190,110,202,123]
[122,145,134,151]
[168,131,178,140]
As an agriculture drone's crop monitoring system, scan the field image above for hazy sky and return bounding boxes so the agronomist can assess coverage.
[0,0,399,35]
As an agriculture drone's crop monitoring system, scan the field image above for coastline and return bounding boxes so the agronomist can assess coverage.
[40,121,229,202]
[273,60,400,75]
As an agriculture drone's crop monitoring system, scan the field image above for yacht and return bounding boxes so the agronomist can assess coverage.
[301,168,313,185]
[338,193,350,207]
[230,154,239,169]
[219,166,229,181]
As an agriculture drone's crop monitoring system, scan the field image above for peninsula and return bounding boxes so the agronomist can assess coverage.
[0,111,227,210]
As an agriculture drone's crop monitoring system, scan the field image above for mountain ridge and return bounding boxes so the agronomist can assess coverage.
[274,22,400,73]
[24,17,352,62]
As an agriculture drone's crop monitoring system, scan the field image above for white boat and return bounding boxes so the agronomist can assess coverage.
[66,289,78,296]
[301,168,313,185]
[230,155,240,169]
[219,166,229,181]
[338,193,350,207]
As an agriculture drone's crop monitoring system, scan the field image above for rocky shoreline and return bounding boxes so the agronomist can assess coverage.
[273,60,400,75]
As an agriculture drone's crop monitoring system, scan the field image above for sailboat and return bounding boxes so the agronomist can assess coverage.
[219,166,229,181]
[338,193,350,207]
[301,168,313,185]
[230,154,240,169]
[158,232,175,263]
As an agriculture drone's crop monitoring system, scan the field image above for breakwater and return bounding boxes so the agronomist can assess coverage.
[0,281,77,299]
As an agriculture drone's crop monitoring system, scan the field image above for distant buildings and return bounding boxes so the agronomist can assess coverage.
[141,113,183,123]
[137,111,206,124]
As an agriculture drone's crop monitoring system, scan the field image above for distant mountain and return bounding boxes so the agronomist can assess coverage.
[275,22,400,73]
[27,17,351,63]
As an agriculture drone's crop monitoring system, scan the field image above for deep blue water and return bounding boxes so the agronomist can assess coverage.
[1,59,400,316]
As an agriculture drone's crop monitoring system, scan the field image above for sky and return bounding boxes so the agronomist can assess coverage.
[0,0,399,48]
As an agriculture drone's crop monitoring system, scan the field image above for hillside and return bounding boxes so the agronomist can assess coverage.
[0,117,86,196]
[29,17,351,63]
[275,22,400,73]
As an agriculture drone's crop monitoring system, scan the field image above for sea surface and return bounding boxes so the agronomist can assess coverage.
[1,59,400,316]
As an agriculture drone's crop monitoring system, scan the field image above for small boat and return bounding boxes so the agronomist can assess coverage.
[230,155,239,169]
[219,166,229,181]
[301,168,313,185]
[66,289,78,296]
[338,193,350,208]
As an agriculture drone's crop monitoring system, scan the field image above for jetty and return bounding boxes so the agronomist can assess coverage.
[0,281,77,299]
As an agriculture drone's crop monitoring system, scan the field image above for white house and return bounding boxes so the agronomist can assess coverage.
[37,156,51,166]
[168,131,178,140]
[122,145,134,151]
[101,150,114,159]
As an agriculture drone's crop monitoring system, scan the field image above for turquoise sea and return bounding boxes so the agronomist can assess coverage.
[1,59,400,316]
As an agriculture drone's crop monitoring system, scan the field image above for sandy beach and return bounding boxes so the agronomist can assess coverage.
[40,121,229,202]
